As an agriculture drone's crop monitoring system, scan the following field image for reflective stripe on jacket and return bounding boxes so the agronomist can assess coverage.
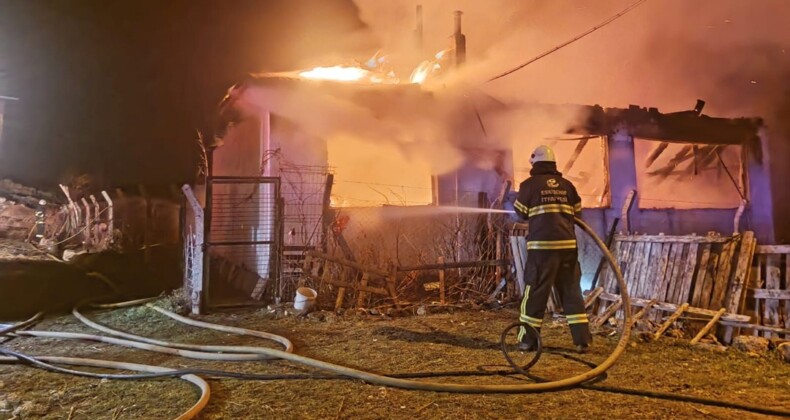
[514,162,582,250]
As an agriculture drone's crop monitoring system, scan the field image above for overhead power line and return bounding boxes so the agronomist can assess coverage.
[487,0,649,83]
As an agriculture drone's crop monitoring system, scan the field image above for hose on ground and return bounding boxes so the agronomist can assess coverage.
[0,351,209,420]
[7,217,632,394]
[2,347,788,418]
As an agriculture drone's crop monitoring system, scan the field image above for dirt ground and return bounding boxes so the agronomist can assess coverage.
[1,299,788,420]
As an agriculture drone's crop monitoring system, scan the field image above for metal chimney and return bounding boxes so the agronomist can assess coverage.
[453,10,466,67]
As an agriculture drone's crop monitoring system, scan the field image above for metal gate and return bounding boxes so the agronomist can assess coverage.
[204,176,282,308]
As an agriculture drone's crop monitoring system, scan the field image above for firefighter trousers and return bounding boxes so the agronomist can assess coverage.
[518,249,592,347]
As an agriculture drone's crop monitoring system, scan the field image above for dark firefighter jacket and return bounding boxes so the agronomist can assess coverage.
[514,161,582,250]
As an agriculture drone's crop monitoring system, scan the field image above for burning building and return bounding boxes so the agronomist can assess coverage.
[192,8,784,309]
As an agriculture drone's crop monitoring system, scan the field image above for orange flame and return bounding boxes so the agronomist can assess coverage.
[298,66,398,84]
[261,48,452,86]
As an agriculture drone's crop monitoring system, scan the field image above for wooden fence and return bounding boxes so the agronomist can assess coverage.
[594,232,756,342]
[746,245,790,338]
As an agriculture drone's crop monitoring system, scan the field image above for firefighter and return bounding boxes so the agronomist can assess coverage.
[513,145,592,354]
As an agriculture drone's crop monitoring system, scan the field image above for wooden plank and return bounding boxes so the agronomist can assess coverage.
[654,303,689,340]
[710,240,737,309]
[751,289,790,299]
[628,242,646,298]
[625,242,643,295]
[643,242,663,299]
[620,189,635,234]
[618,241,640,321]
[598,292,750,322]
[616,234,729,243]
[653,241,673,299]
[668,243,690,304]
[719,320,790,335]
[764,254,782,338]
[593,298,622,329]
[650,242,674,322]
[690,243,712,308]
[690,307,727,345]
[699,250,719,309]
[584,287,604,309]
[614,241,632,293]
[614,241,633,293]
[635,242,654,299]
[753,298,762,336]
[676,243,699,304]
[727,233,756,314]
[662,243,683,302]
[755,245,790,254]
[630,299,657,325]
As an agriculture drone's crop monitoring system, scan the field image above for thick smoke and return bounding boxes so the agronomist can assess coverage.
[345,0,790,236]
[352,0,790,114]
[251,1,790,215]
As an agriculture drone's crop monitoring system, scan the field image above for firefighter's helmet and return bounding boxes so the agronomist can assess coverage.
[529,145,556,165]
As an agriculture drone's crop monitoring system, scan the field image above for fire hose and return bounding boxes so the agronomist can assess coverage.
[1,217,789,418]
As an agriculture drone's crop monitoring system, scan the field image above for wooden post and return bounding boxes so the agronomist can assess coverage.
[334,266,349,312]
[182,185,204,315]
[691,307,727,345]
[438,256,446,305]
[726,232,755,314]
[654,303,689,340]
[356,273,370,307]
[620,190,636,234]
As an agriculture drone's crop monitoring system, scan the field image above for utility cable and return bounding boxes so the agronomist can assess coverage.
[487,0,649,82]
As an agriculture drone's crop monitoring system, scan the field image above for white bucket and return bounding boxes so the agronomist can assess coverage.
[294,287,318,311]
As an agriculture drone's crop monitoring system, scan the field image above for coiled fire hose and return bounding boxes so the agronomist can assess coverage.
[4,217,787,418]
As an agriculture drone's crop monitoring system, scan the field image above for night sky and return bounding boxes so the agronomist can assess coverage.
[0,0,364,188]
